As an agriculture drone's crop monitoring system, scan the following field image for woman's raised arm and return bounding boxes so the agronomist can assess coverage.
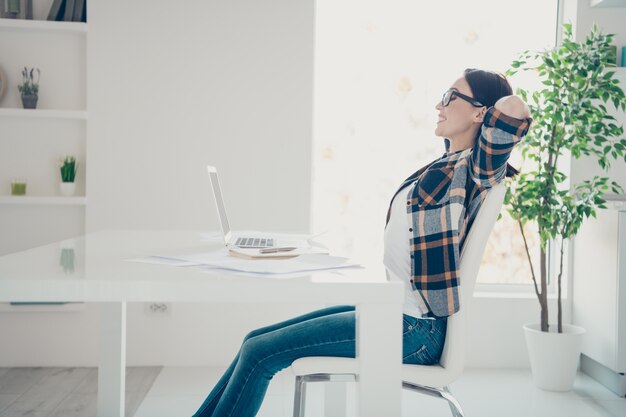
[468,96,532,188]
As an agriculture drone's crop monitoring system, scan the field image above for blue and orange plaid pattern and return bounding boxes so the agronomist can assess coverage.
[386,107,531,318]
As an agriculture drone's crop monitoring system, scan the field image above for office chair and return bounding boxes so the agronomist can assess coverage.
[290,183,506,417]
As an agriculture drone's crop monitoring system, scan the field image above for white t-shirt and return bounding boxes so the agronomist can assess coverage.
[383,184,428,318]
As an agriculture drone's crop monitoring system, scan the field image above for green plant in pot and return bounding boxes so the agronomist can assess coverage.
[17,67,40,109]
[59,155,78,197]
[506,23,626,391]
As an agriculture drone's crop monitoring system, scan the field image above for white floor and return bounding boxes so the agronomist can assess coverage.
[133,366,626,417]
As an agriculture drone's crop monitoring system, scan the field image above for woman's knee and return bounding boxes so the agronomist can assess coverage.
[242,328,261,343]
[243,323,276,342]
[238,335,279,373]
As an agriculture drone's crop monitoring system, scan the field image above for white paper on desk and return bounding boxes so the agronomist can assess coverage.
[199,268,315,280]
[197,254,361,275]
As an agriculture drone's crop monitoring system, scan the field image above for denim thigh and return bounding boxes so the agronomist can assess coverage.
[401,315,447,365]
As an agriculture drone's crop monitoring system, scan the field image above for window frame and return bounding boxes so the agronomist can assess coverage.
[472,0,565,297]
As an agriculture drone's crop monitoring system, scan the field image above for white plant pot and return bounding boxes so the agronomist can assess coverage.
[523,323,586,391]
[59,182,76,197]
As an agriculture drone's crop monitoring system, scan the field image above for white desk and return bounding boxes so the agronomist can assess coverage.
[0,230,404,417]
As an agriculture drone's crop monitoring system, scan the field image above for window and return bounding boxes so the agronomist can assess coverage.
[312,0,559,286]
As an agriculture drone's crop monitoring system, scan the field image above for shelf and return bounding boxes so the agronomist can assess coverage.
[0,18,86,34]
[0,196,86,206]
[0,108,87,120]
[0,302,85,312]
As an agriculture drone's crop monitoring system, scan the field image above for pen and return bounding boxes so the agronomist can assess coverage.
[259,247,298,254]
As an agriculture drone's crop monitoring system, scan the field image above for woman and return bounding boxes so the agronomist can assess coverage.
[192,69,532,417]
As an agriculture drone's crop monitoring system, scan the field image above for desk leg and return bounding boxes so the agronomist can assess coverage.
[356,302,402,417]
[97,302,127,417]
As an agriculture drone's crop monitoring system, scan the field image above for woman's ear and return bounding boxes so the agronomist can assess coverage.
[474,106,487,123]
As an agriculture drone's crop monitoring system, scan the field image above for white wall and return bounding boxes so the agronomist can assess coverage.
[87,0,313,233]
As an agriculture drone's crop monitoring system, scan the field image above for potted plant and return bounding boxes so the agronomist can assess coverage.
[17,67,39,109]
[59,155,78,196]
[506,24,626,391]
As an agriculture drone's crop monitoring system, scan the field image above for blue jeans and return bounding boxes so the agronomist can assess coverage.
[191,305,447,417]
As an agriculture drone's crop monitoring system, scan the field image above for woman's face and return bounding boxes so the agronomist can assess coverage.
[434,77,482,142]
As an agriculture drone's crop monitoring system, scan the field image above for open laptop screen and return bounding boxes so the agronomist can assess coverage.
[207,166,232,243]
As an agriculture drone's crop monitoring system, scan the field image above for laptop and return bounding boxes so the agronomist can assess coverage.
[207,165,277,248]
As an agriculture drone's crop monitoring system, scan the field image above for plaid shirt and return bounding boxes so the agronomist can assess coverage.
[386,107,531,318]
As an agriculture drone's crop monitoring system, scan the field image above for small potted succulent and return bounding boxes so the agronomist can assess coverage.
[59,155,78,196]
[17,67,40,109]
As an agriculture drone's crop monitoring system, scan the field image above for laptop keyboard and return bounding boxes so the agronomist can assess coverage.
[234,237,275,248]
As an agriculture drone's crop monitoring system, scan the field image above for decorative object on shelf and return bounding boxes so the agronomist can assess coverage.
[17,66,39,109]
[59,155,77,196]
[72,0,86,22]
[63,0,75,22]
[0,65,6,104]
[59,182,76,196]
[47,0,64,20]
[1,0,32,19]
[622,46,626,67]
[507,24,626,392]
[10,179,27,196]
[47,0,86,22]
[59,247,75,273]
[1,0,20,18]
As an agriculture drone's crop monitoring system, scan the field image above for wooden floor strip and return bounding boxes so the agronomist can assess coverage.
[0,367,162,417]
[0,394,21,413]
[49,393,97,417]
[0,368,90,417]
[0,367,52,395]
[125,367,162,417]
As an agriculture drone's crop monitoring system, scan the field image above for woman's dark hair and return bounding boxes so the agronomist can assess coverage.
[463,68,518,177]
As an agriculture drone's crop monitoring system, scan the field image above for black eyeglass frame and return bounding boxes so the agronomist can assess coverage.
[441,89,484,107]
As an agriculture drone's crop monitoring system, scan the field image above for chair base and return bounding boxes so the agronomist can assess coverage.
[293,374,465,417]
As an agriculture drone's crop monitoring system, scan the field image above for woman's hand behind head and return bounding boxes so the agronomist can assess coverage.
[494,95,531,119]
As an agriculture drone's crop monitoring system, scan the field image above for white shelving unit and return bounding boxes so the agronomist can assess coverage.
[0,18,86,33]
[0,15,87,256]
[0,302,85,312]
[0,108,87,120]
[0,196,86,205]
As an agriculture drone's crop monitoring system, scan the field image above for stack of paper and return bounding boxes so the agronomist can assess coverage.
[197,254,359,275]
[127,245,360,277]
[227,246,328,260]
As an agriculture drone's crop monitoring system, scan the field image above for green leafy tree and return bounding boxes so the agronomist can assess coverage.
[506,24,626,333]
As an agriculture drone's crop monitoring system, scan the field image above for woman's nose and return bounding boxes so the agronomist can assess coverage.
[435,101,443,110]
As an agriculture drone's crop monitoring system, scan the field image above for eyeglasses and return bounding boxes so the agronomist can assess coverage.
[441,89,484,107]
